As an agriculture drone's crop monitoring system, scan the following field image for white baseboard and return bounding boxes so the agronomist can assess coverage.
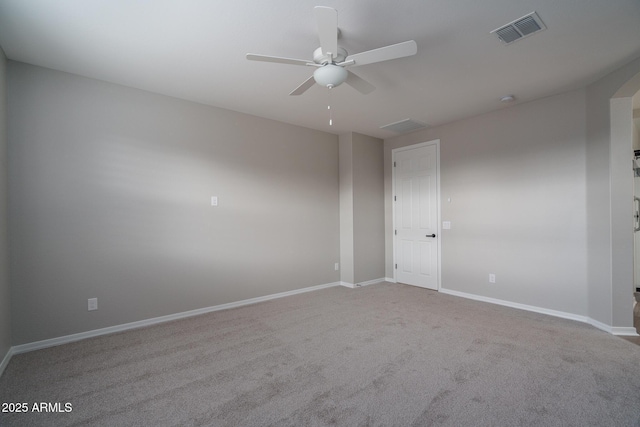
[0,346,13,378]
[439,288,590,323]
[610,327,639,336]
[340,278,386,288]
[12,281,341,355]
[586,317,614,334]
[439,288,592,326]
[384,277,396,283]
[355,278,385,287]
[439,288,640,336]
[588,320,639,336]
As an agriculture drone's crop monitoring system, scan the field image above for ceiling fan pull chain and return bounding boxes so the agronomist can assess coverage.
[328,86,333,126]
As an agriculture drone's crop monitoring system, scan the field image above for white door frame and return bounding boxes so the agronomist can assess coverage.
[392,140,442,289]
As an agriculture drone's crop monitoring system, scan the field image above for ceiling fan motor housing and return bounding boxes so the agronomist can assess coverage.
[313,46,347,65]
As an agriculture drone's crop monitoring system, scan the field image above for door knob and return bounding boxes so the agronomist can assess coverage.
[426,234,436,238]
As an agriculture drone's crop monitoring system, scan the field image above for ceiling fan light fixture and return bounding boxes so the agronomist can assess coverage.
[313,64,348,88]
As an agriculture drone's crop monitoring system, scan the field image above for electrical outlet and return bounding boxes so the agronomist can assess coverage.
[334,263,339,271]
[88,298,98,311]
[489,274,496,284]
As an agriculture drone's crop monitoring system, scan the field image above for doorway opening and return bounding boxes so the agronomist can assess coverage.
[633,89,640,334]
[609,68,640,336]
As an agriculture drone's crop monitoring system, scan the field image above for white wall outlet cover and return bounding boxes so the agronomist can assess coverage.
[489,274,496,283]
[334,263,340,271]
[88,297,98,311]
[211,196,218,206]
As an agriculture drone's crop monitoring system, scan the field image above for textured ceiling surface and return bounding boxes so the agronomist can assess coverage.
[1,0,639,138]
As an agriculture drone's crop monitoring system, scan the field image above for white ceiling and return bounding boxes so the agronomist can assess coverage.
[1,0,639,139]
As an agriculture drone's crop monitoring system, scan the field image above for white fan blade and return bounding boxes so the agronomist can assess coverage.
[346,40,417,67]
[246,53,312,67]
[345,71,375,94]
[290,75,316,96]
[314,6,338,59]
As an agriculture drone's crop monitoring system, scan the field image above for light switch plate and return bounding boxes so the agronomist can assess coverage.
[443,221,451,229]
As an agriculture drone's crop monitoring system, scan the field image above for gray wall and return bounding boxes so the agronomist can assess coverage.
[339,133,355,284]
[0,49,11,360]
[586,55,640,327]
[339,132,385,285]
[385,90,588,316]
[8,62,340,344]
[352,133,384,284]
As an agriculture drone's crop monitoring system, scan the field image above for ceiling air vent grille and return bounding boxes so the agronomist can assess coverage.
[380,119,427,134]
[491,12,546,44]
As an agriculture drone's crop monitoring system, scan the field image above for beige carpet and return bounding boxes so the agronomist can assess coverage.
[1,282,639,426]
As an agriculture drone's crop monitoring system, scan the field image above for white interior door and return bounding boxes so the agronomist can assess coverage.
[394,143,438,290]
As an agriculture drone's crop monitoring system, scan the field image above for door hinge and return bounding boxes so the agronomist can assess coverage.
[394,161,396,167]
[394,195,396,201]
[395,264,397,269]
[394,229,397,235]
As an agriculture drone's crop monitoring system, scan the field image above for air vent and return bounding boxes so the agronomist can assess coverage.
[491,12,546,44]
[380,119,428,134]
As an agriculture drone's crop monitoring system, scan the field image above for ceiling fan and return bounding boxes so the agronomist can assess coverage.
[246,6,417,96]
